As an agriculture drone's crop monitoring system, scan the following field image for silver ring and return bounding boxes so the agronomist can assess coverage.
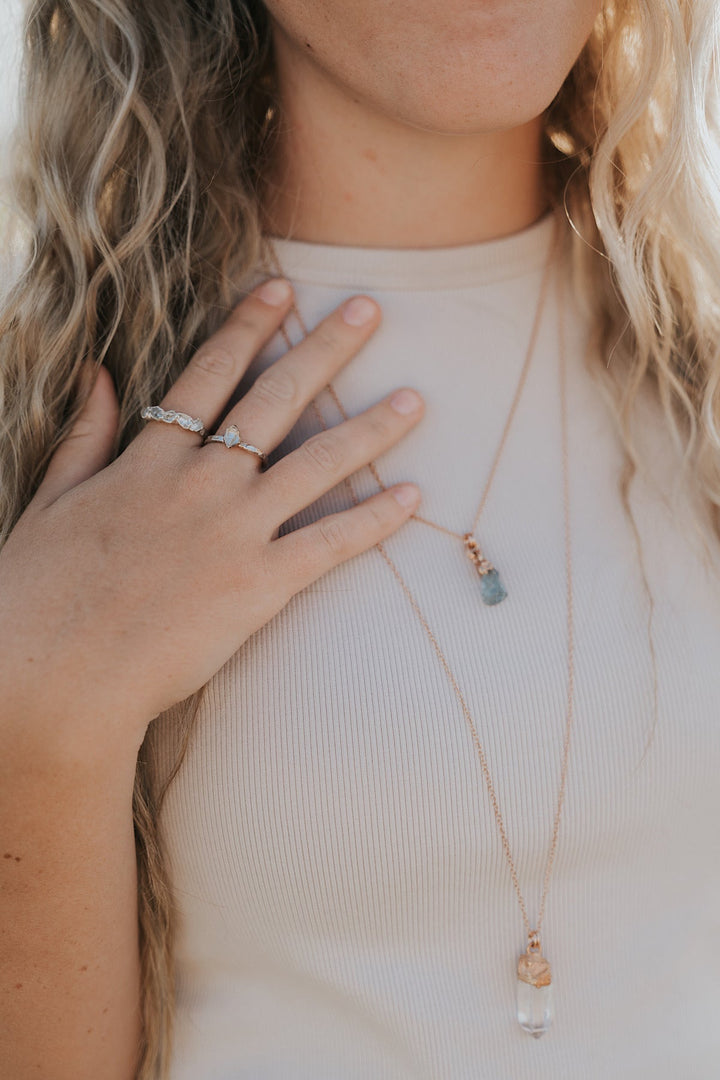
[140,405,205,436]
[204,424,267,465]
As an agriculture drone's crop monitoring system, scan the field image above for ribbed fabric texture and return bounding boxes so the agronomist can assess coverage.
[149,211,720,1078]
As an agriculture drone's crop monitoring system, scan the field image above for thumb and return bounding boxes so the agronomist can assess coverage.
[32,363,120,510]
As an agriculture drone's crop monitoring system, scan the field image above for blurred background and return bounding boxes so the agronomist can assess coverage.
[0,0,25,172]
[0,0,27,262]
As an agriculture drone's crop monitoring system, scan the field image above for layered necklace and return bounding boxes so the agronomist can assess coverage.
[262,210,576,1038]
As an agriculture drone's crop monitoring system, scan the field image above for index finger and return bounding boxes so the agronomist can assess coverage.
[136,278,295,446]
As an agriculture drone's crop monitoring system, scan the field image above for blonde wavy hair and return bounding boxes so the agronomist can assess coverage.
[1,0,720,1076]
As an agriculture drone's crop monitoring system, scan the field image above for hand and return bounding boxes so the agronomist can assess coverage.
[0,279,424,761]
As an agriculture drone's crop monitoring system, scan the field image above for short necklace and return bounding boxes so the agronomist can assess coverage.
[272,213,560,605]
[262,212,576,1038]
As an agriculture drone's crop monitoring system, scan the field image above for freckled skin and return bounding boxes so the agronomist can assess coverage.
[264,0,602,133]
[260,0,603,246]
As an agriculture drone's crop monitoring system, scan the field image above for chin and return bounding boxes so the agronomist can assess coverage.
[374,71,570,138]
[268,0,602,136]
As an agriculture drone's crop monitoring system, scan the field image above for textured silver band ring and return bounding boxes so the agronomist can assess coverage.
[140,405,206,436]
[204,424,267,465]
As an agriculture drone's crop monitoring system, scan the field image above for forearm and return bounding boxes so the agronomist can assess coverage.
[1,728,142,1080]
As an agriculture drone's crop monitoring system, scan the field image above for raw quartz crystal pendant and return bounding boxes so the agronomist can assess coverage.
[516,931,553,1038]
[463,534,508,605]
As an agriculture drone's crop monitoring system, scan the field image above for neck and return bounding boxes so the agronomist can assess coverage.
[259,24,549,250]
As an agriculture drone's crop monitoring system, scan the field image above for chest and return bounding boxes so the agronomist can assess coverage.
[152,283,720,964]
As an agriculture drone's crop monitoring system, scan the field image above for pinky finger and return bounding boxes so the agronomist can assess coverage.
[272,483,421,593]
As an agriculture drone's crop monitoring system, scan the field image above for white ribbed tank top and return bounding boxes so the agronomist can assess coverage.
[149,212,720,1079]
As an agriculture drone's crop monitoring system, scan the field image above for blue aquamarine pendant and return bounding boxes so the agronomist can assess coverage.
[463,534,508,605]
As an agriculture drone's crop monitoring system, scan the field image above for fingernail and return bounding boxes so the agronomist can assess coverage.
[255,278,292,306]
[390,389,422,415]
[342,296,378,326]
[392,483,421,509]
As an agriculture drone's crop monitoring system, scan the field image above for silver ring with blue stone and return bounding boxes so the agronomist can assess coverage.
[204,424,267,466]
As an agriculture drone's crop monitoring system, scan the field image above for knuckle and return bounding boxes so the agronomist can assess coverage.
[303,431,342,473]
[256,543,279,585]
[230,542,273,597]
[365,497,391,529]
[311,324,341,355]
[230,311,266,338]
[123,431,168,472]
[179,455,218,497]
[252,365,297,406]
[191,343,237,379]
[317,517,347,556]
[366,409,393,441]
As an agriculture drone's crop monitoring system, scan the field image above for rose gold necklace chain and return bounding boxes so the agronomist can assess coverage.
[268,215,561,603]
[261,217,576,1037]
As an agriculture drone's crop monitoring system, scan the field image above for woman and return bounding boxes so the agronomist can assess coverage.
[1,0,719,1077]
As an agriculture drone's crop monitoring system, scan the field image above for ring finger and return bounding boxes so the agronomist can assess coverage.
[133,277,296,451]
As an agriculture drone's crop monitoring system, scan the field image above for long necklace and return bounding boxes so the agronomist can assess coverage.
[262,215,576,1038]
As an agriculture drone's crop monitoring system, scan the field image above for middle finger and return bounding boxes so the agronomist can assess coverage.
[208,294,382,458]
[261,387,425,526]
